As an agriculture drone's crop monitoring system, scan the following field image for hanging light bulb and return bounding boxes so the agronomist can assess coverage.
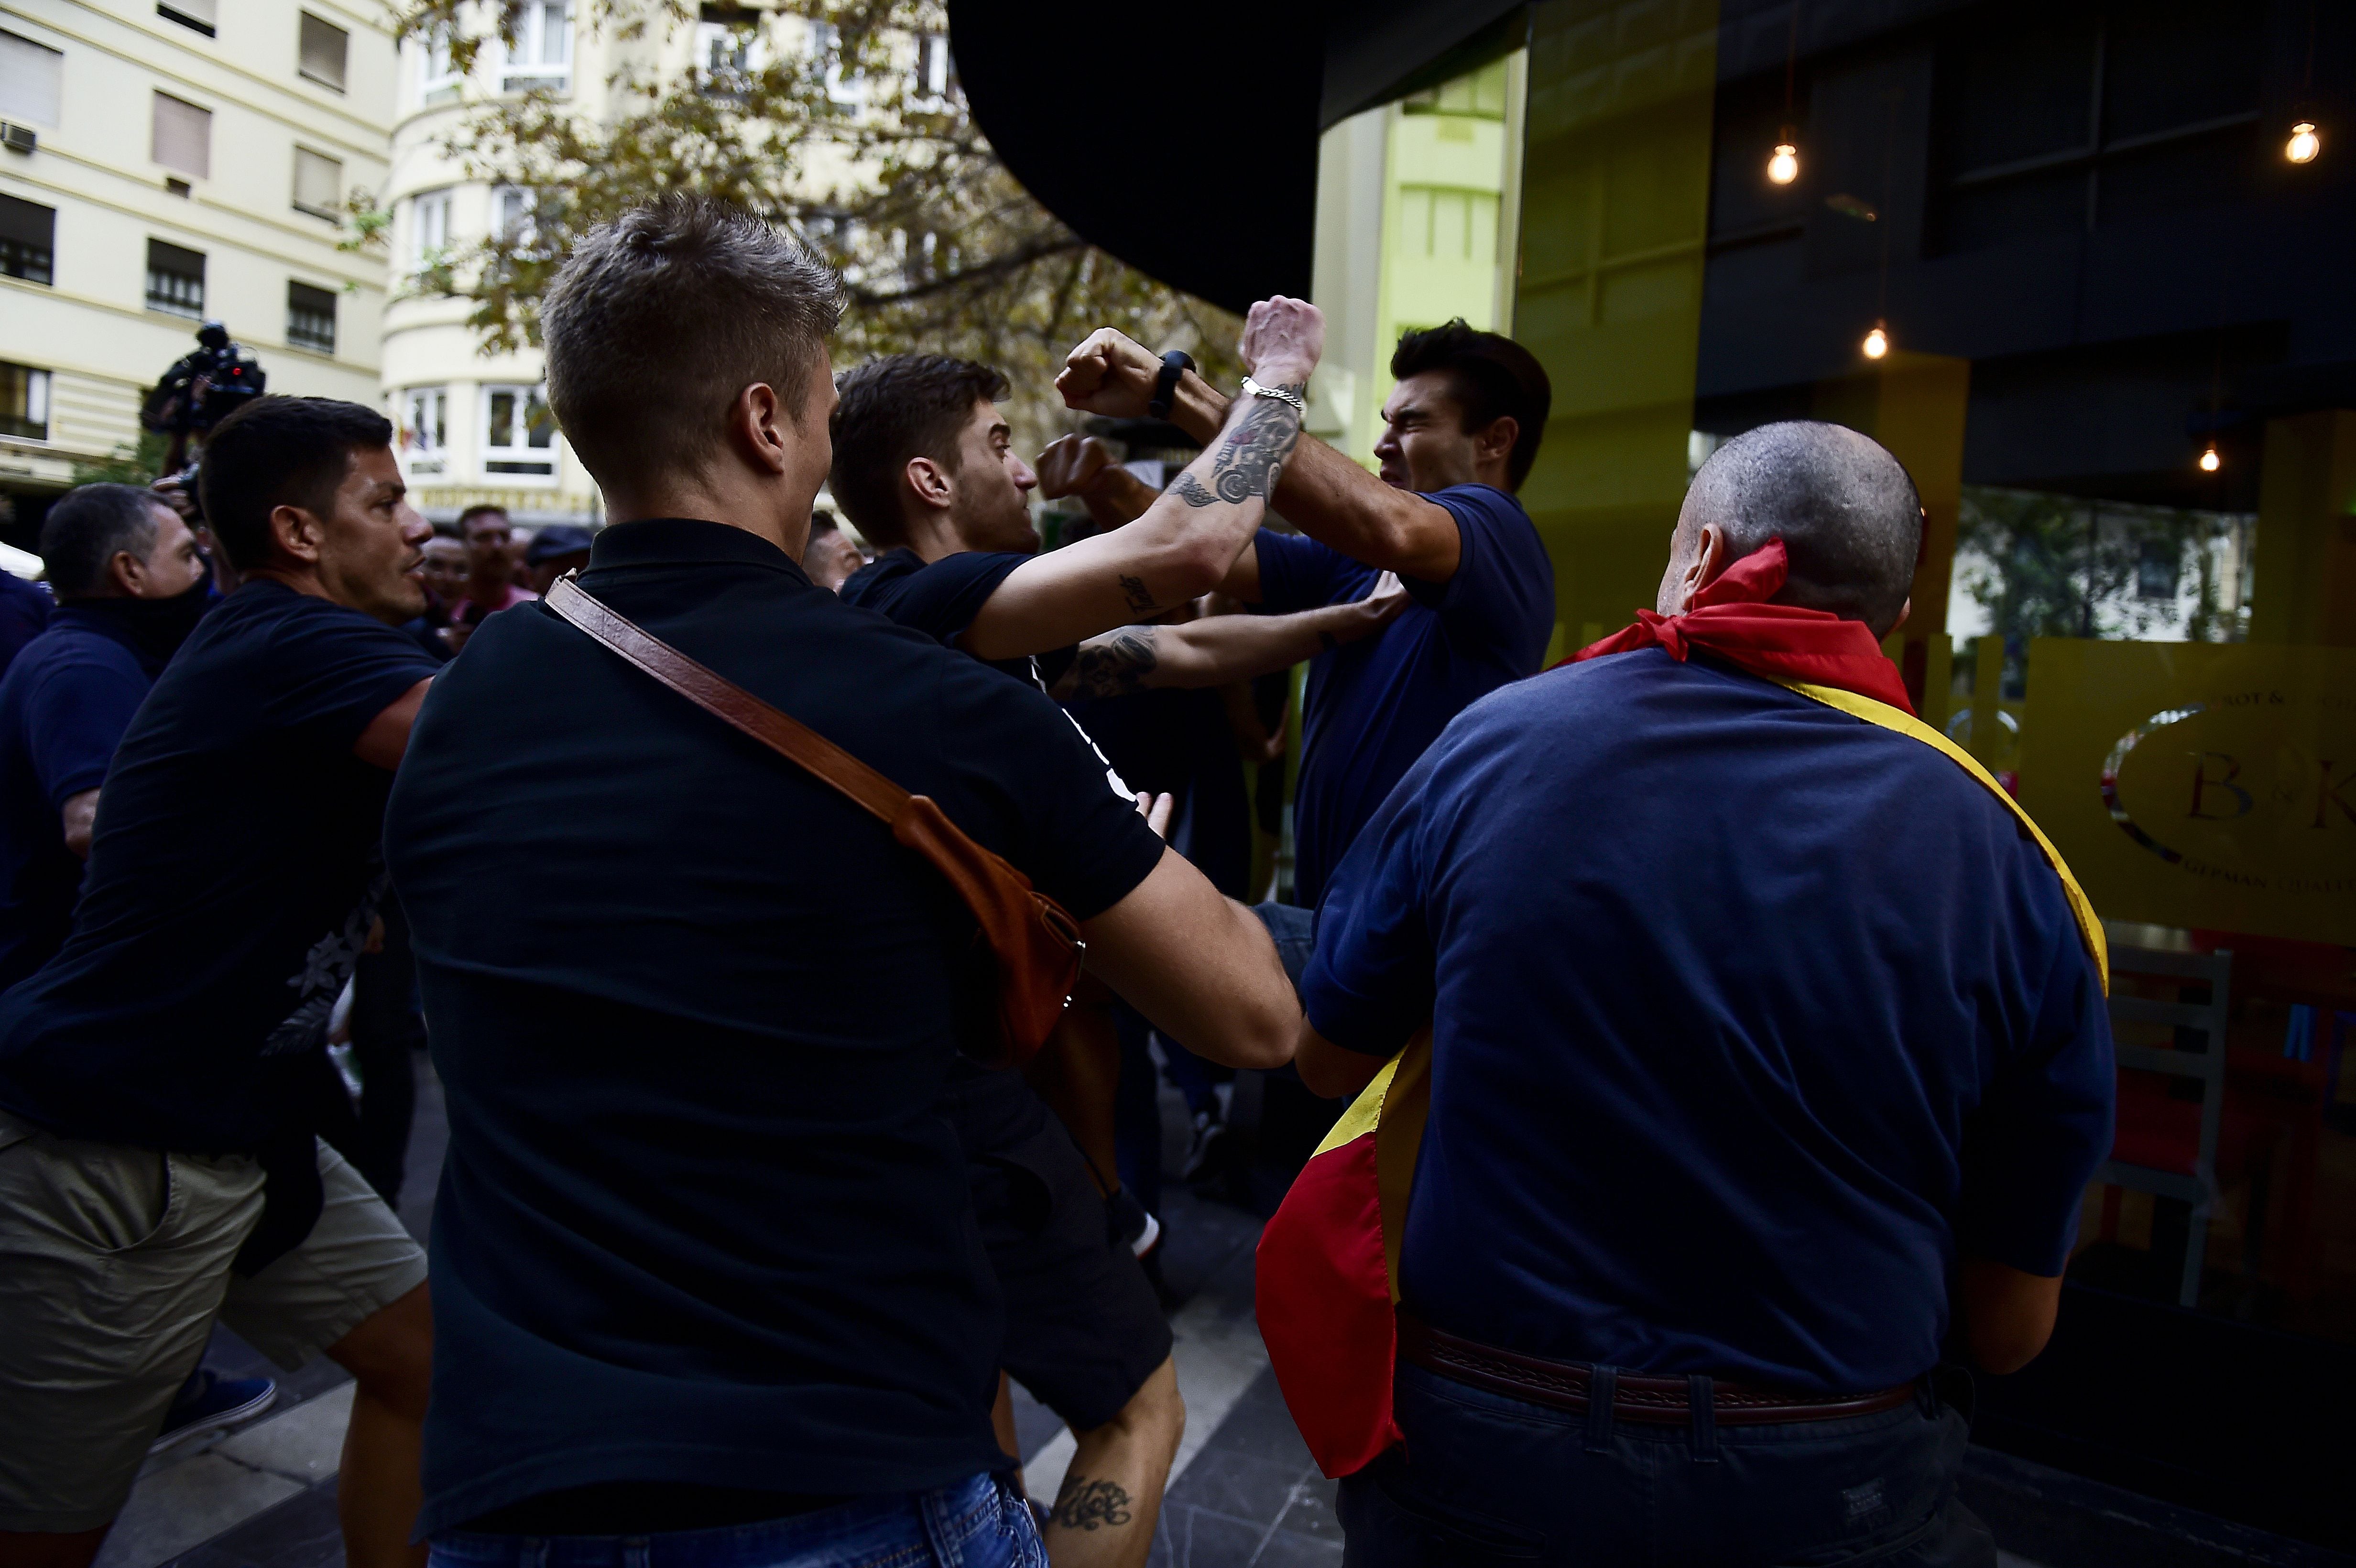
[2286,121,2321,164]
[1861,323,1889,360]
[1767,139,1800,185]
[2199,445,2221,473]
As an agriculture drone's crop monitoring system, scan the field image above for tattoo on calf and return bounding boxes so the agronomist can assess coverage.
[1208,392,1304,505]
[1118,573,1156,612]
[1171,472,1219,508]
[1049,1474,1134,1532]
[1069,629,1160,697]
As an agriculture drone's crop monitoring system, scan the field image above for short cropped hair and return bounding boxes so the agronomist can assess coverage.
[829,355,1009,548]
[40,484,166,598]
[1391,320,1552,491]
[198,396,393,571]
[542,194,845,494]
[457,504,509,533]
[1685,421,1922,635]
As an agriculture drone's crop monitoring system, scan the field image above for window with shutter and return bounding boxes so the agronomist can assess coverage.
[0,194,53,285]
[0,29,64,127]
[293,148,341,218]
[151,91,211,179]
[0,362,49,441]
[158,0,216,37]
[299,12,347,91]
[287,281,338,355]
[145,238,204,316]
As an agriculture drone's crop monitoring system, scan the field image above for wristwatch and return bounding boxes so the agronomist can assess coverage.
[1240,375,1307,412]
[1148,351,1195,421]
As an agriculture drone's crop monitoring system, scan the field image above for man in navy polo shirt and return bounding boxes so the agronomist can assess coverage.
[1292,423,2115,1565]
[0,484,209,989]
[1056,316,1556,911]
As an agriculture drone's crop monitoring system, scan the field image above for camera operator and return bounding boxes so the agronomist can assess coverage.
[141,321,265,476]
[0,398,439,1568]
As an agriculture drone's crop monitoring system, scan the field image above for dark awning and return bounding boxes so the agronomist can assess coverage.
[945,0,1527,314]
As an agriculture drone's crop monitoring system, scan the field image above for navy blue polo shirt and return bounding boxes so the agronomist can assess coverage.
[1254,484,1552,906]
[0,582,436,1151]
[1304,649,2114,1392]
[0,572,54,674]
[385,520,1165,1531]
[0,605,165,989]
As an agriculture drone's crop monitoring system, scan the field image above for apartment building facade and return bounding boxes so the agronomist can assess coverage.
[0,0,394,540]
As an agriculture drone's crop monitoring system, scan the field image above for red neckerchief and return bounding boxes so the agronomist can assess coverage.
[1566,538,1915,715]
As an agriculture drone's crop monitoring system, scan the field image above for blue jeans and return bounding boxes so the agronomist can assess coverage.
[1338,1361,1996,1567]
[430,1474,1046,1568]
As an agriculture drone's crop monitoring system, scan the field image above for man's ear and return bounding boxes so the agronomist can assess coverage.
[268,504,327,566]
[1475,415,1518,467]
[729,383,793,477]
[904,455,954,512]
[105,550,144,596]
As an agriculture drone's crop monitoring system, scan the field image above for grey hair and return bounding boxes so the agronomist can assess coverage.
[40,483,167,598]
[1683,421,1922,634]
[541,193,846,493]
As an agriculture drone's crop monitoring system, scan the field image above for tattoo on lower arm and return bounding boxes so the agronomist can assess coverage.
[1069,628,1159,697]
[1050,1474,1134,1531]
[1117,573,1156,612]
[1206,388,1305,504]
[1171,472,1218,508]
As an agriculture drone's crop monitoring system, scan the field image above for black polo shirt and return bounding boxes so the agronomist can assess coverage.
[384,519,1165,1533]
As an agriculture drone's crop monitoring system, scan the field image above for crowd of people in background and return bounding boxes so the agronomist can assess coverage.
[0,193,2110,1568]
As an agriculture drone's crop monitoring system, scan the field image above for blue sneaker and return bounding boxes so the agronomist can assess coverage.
[149,1368,278,1455]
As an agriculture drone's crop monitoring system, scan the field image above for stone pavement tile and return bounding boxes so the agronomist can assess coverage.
[93,1455,303,1568]
[1163,1448,1315,1530]
[1249,1527,1344,1567]
[1191,1372,1315,1473]
[216,1383,353,1487]
[165,1481,342,1568]
[1158,1504,1267,1568]
[1270,1474,1341,1544]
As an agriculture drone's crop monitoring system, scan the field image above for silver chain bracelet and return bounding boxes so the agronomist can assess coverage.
[1240,376,1307,412]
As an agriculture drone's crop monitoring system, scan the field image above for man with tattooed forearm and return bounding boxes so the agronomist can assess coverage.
[826,299,1345,1568]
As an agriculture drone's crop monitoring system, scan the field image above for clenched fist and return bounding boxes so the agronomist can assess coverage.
[1034,434,1122,501]
[1056,329,1162,418]
[1238,296,1322,389]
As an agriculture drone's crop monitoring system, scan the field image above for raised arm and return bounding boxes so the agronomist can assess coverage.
[1058,329,1465,587]
[1052,575,1406,700]
[960,299,1323,662]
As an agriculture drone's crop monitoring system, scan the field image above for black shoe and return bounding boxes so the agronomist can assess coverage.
[150,1368,278,1456]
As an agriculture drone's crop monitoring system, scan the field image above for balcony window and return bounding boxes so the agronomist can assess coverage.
[412,188,452,269]
[0,29,63,127]
[912,33,949,103]
[293,147,341,220]
[145,238,204,316]
[158,0,215,38]
[0,361,47,441]
[287,280,337,355]
[482,384,556,476]
[0,194,54,284]
[151,91,211,180]
[299,12,347,91]
[499,2,571,95]
[402,386,448,475]
[418,32,462,106]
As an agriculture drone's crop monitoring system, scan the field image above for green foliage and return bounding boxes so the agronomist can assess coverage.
[68,431,171,489]
[1955,486,2249,645]
[387,0,1239,446]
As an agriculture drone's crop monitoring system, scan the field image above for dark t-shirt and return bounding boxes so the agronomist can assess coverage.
[0,581,436,1151]
[1304,650,2114,1391]
[0,607,164,989]
[385,520,1164,1531]
[840,547,1078,693]
[1254,484,1553,907]
[0,572,55,674]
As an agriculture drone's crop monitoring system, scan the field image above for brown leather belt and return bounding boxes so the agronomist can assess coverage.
[1397,1312,1915,1428]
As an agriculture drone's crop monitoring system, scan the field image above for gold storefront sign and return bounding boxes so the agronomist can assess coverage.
[2021,640,2356,946]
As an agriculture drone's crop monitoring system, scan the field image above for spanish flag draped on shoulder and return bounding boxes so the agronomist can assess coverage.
[1253,538,2106,1480]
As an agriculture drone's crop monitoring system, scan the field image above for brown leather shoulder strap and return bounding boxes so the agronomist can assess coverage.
[544,573,907,825]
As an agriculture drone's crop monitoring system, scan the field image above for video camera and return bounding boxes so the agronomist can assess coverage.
[141,322,265,470]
